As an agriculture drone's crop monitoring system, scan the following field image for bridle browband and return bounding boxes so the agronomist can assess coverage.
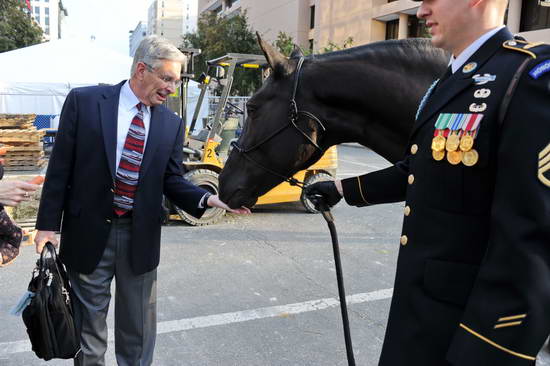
[230,57,326,188]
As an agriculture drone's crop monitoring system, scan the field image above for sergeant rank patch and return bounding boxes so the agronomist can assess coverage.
[539,143,550,187]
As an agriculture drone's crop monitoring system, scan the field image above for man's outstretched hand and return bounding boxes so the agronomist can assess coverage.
[207,194,251,214]
[304,180,343,210]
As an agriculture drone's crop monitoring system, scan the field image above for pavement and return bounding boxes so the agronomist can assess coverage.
[0,145,548,365]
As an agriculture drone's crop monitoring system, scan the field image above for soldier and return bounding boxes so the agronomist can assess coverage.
[305,0,550,365]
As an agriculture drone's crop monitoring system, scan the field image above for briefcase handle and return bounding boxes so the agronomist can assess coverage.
[37,242,68,288]
[39,242,59,267]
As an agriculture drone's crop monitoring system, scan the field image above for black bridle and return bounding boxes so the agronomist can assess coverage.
[230,57,326,188]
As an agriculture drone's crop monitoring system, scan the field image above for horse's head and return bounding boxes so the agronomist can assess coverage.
[219,34,323,209]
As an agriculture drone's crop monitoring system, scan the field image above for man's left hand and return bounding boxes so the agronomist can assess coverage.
[207,194,251,214]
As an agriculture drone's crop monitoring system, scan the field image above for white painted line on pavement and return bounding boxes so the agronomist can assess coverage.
[0,288,393,356]
[339,158,386,170]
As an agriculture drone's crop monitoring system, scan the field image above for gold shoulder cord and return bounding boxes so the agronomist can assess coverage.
[502,40,543,59]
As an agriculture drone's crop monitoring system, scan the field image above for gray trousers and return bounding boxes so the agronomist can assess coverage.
[68,218,157,366]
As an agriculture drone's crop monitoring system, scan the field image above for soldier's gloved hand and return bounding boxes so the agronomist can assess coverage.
[304,181,342,210]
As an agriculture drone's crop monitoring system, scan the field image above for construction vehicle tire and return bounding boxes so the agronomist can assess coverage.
[176,169,226,226]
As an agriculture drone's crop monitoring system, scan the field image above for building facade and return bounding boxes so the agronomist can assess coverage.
[29,0,67,41]
[198,0,550,52]
[129,21,148,57]
[183,0,198,35]
[147,0,186,47]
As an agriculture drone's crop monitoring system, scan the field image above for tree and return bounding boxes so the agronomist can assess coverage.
[320,36,354,54]
[182,11,262,96]
[0,0,43,53]
[274,31,353,56]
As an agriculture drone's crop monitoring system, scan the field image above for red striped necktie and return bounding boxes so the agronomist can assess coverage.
[113,103,146,216]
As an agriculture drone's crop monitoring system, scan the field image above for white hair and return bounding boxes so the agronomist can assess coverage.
[131,35,187,76]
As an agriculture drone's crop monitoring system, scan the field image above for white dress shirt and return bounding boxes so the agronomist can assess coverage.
[116,80,211,209]
[116,80,151,170]
[450,25,505,74]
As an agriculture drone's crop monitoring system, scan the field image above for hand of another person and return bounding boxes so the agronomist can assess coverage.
[34,230,59,254]
[0,180,40,207]
[304,180,343,210]
[207,194,251,214]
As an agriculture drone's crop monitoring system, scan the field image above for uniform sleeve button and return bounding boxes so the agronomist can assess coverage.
[408,174,415,185]
[410,144,419,155]
[106,219,112,223]
[400,235,408,246]
[404,206,411,216]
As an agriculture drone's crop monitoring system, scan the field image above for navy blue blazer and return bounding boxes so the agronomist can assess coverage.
[36,81,208,275]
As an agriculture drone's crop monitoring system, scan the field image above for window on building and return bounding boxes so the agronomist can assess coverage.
[309,39,314,52]
[310,5,315,29]
[34,6,39,14]
[45,8,49,15]
[520,1,550,31]
[408,17,430,38]
[45,16,49,25]
[45,26,49,35]
[226,0,237,7]
[385,19,399,40]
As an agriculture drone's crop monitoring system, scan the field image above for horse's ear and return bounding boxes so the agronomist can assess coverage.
[257,32,288,77]
[289,45,304,59]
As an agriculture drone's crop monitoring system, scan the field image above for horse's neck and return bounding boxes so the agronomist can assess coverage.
[308,48,444,163]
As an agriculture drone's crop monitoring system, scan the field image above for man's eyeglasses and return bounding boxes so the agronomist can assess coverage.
[143,62,182,88]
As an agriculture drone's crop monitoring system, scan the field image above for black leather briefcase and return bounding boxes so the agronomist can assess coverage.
[22,242,80,360]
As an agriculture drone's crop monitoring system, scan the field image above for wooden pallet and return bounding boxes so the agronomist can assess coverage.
[0,114,35,129]
[3,159,46,171]
[5,151,44,159]
[2,145,43,152]
[0,129,44,143]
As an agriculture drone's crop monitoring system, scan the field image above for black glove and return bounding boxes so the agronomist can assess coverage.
[304,181,342,210]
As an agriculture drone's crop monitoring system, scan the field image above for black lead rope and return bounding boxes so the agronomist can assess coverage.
[313,196,356,366]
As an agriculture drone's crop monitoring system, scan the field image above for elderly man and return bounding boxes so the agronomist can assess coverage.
[34,36,249,365]
[306,0,550,365]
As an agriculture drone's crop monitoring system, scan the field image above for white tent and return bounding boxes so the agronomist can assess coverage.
[0,39,207,128]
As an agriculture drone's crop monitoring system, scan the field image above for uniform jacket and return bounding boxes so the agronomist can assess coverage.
[36,81,208,275]
[342,28,550,365]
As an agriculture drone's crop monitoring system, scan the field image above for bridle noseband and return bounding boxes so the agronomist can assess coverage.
[230,57,326,187]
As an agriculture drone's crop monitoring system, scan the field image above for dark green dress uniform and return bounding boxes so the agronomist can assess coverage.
[342,28,550,365]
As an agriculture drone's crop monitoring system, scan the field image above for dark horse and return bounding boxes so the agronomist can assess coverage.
[219,35,448,209]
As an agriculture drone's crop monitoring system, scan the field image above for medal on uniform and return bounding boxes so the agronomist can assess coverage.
[446,133,460,151]
[445,114,466,151]
[432,149,445,161]
[459,114,483,152]
[460,133,474,151]
[462,149,479,166]
[447,150,463,165]
[432,114,451,152]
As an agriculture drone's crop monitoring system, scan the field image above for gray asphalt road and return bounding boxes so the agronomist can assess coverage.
[0,145,548,365]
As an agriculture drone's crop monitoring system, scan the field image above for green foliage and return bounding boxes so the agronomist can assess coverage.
[0,0,43,53]
[182,11,261,96]
[320,37,354,54]
[274,31,306,57]
[274,31,353,56]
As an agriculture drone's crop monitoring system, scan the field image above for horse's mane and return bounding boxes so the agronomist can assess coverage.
[306,38,449,67]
